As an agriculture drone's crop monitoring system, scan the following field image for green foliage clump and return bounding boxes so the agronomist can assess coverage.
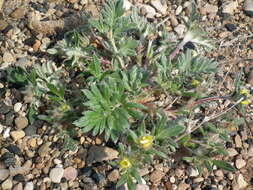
[7,0,251,189]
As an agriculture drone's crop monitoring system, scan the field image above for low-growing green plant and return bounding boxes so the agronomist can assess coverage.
[6,0,252,189]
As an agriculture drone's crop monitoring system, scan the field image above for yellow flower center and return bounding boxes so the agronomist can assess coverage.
[240,89,250,96]
[241,100,250,105]
[119,158,131,169]
[191,79,200,86]
[138,135,154,149]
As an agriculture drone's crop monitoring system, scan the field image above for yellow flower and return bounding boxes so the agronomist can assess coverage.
[138,135,154,149]
[191,79,200,86]
[119,158,131,169]
[241,100,250,105]
[240,89,250,96]
[60,104,71,112]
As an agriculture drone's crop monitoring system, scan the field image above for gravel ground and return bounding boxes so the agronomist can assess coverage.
[0,0,253,190]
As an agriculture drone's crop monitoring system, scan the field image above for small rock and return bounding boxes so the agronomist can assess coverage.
[67,0,79,3]
[174,24,186,37]
[170,176,176,183]
[175,169,184,177]
[235,159,246,169]
[63,167,78,181]
[123,0,132,11]
[24,182,34,190]
[0,102,11,114]
[92,172,106,184]
[86,146,118,164]
[204,4,218,14]
[28,138,37,148]
[32,40,41,52]
[170,15,178,26]
[13,183,23,190]
[24,125,38,136]
[225,23,237,32]
[227,148,238,157]
[193,177,204,183]
[0,19,8,31]
[175,5,183,15]
[235,135,242,148]
[139,168,149,176]
[0,169,9,181]
[3,52,15,63]
[80,167,93,177]
[150,0,167,14]
[13,174,25,182]
[108,169,120,182]
[38,142,51,157]
[9,160,32,176]
[188,167,199,177]
[177,182,190,190]
[15,116,29,130]
[140,5,156,18]
[3,127,11,139]
[1,178,13,190]
[233,174,248,190]
[214,170,223,177]
[150,170,165,184]
[10,130,25,141]
[136,184,149,190]
[6,144,22,155]
[244,0,253,18]
[14,103,22,113]
[10,7,26,19]
[49,167,64,183]
[222,1,238,14]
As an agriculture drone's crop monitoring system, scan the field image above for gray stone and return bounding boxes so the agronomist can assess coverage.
[1,178,13,189]
[0,169,9,181]
[38,142,51,157]
[174,24,186,37]
[15,116,29,129]
[49,167,64,183]
[3,52,15,63]
[140,5,156,18]
[235,159,246,169]
[24,182,34,190]
[150,0,167,14]
[86,146,118,164]
[244,0,253,17]
[188,167,199,177]
[222,1,238,14]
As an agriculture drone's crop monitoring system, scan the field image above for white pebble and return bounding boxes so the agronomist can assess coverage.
[14,102,22,112]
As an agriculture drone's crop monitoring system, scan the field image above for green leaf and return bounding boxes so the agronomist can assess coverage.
[28,106,37,124]
[127,177,136,190]
[116,173,128,188]
[131,168,142,184]
[182,157,194,162]
[156,125,185,139]
[212,160,235,172]
[204,160,213,172]
[128,129,138,142]
[149,148,167,159]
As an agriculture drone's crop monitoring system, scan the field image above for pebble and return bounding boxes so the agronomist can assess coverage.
[140,5,156,18]
[107,169,120,182]
[3,127,11,139]
[150,170,165,184]
[235,135,242,148]
[9,160,32,176]
[1,152,17,167]
[227,148,238,157]
[170,176,176,183]
[49,167,64,183]
[13,174,25,182]
[214,170,223,177]
[188,167,199,177]
[6,144,22,155]
[235,159,246,169]
[1,178,13,189]
[63,167,78,181]
[3,52,15,63]
[177,182,190,190]
[24,182,34,190]
[233,174,248,190]
[123,0,132,11]
[176,5,183,15]
[136,184,149,190]
[11,130,25,141]
[174,24,186,37]
[222,1,238,14]
[10,7,26,19]
[170,15,179,26]
[150,0,167,14]
[14,103,22,113]
[225,23,237,32]
[15,116,29,129]
[38,142,51,157]
[86,146,118,164]
[0,169,10,181]
[244,0,253,18]
[24,125,37,136]
[13,183,23,190]
[204,4,218,14]
[0,19,8,31]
